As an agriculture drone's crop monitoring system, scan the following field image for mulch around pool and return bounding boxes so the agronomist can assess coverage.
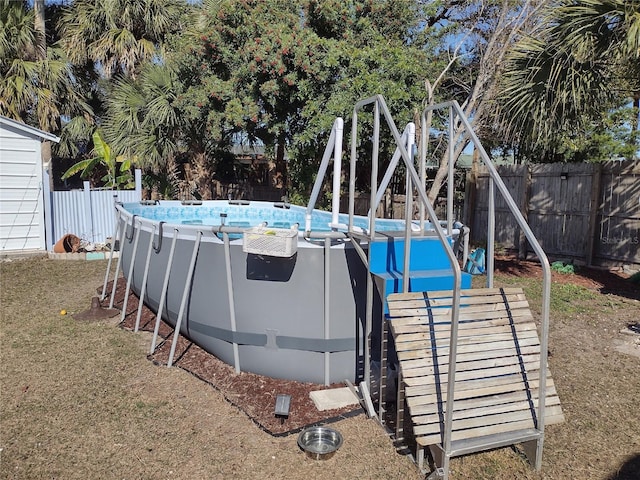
[101,278,363,436]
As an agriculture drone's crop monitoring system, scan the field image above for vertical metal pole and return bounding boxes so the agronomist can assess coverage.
[447,106,454,234]
[442,289,461,469]
[403,171,412,294]
[364,101,380,389]
[120,219,141,323]
[108,216,127,309]
[134,224,156,332]
[402,125,415,293]
[349,109,359,230]
[324,237,331,386]
[331,118,343,227]
[167,231,201,367]
[419,111,427,230]
[370,101,380,233]
[487,178,496,288]
[101,211,120,301]
[222,231,241,373]
[150,228,178,354]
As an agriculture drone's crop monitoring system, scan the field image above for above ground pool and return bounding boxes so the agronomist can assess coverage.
[114,199,466,385]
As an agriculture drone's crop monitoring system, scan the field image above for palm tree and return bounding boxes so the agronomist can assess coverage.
[0,0,89,133]
[58,0,189,80]
[102,63,200,198]
[497,0,640,159]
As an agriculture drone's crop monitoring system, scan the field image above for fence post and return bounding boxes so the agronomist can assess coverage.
[518,165,532,259]
[585,163,602,267]
[43,164,54,250]
[134,169,142,200]
[82,181,93,243]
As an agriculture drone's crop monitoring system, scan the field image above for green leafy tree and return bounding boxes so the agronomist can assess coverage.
[168,0,429,202]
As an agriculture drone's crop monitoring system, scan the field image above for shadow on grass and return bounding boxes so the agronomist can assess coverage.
[606,454,640,480]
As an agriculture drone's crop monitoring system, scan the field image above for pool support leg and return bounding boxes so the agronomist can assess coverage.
[108,217,127,309]
[167,230,202,367]
[150,229,178,354]
[120,218,142,323]
[324,237,331,386]
[222,231,241,374]
[101,211,120,301]
[134,224,156,332]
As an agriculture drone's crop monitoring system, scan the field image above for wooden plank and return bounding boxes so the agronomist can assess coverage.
[390,304,533,320]
[395,329,539,351]
[399,350,541,376]
[390,321,537,337]
[389,308,534,326]
[401,360,543,382]
[387,293,528,310]
[388,300,531,318]
[395,328,539,352]
[398,344,541,366]
[415,411,566,446]
[403,368,549,388]
[405,378,555,406]
[397,336,540,359]
[387,287,524,302]
[408,387,560,417]
[412,404,564,435]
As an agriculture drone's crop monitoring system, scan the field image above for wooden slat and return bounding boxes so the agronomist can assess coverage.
[416,413,565,447]
[413,405,565,437]
[398,339,541,366]
[387,293,528,310]
[402,367,550,388]
[388,307,534,326]
[387,287,524,302]
[408,387,560,416]
[405,378,556,406]
[399,352,541,378]
[398,344,540,366]
[395,329,539,352]
[392,320,536,338]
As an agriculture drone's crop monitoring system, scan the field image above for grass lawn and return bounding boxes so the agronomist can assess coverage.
[1,256,638,479]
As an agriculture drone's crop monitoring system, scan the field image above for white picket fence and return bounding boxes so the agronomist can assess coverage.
[45,169,142,250]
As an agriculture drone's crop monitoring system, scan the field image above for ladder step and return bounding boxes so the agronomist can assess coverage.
[448,428,543,457]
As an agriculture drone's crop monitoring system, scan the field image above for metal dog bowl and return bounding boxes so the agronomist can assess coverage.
[297,426,343,460]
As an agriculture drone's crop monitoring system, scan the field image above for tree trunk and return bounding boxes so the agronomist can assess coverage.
[33,0,55,190]
[34,0,46,58]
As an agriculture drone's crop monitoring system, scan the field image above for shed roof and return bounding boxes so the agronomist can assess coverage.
[0,115,60,143]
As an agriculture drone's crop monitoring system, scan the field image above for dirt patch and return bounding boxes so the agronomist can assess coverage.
[494,255,638,299]
[108,279,361,436]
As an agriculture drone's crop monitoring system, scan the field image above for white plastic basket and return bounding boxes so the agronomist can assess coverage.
[242,224,298,257]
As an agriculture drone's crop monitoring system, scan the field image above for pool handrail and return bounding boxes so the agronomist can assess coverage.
[348,94,463,413]
[422,100,552,469]
[305,117,344,233]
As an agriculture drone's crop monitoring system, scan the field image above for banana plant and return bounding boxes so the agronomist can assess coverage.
[61,130,135,189]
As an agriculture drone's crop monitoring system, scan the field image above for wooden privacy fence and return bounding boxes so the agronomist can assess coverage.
[466,161,639,267]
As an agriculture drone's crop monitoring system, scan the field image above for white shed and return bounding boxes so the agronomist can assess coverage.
[0,116,60,253]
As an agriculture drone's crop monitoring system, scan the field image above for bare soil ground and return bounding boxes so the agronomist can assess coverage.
[1,256,639,480]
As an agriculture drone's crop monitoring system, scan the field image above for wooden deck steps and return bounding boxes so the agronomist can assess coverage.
[385,287,564,474]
